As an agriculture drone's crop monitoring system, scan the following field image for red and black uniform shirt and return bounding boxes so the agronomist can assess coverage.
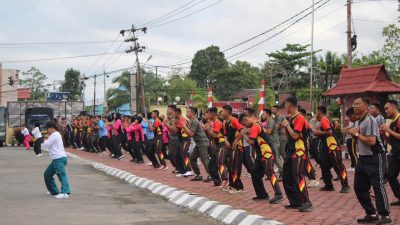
[286,113,308,158]
[249,122,274,160]
[319,116,340,152]
[389,114,400,157]
[223,116,244,148]
[153,117,163,137]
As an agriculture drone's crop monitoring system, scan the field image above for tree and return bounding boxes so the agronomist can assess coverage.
[106,71,130,111]
[352,51,389,68]
[265,44,314,93]
[213,60,260,100]
[164,73,197,104]
[189,45,228,88]
[60,68,84,101]
[382,24,400,79]
[19,67,48,101]
[142,69,165,105]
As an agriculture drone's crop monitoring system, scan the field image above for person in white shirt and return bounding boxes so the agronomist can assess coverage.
[21,125,31,150]
[32,123,43,157]
[42,121,71,199]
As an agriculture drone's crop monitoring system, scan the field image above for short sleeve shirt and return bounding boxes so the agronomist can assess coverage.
[189,118,209,146]
[357,113,384,156]
[276,115,286,136]
[266,118,279,144]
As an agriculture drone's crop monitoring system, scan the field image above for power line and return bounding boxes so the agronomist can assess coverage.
[148,0,224,28]
[0,40,120,46]
[0,51,125,63]
[140,0,201,27]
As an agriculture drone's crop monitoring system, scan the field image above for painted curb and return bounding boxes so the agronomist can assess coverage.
[66,152,284,225]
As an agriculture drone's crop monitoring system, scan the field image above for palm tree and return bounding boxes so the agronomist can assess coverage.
[106,71,130,112]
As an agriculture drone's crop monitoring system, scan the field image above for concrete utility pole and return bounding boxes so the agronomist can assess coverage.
[121,25,147,115]
[310,0,315,113]
[347,0,352,68]
[103,70,107,114]
[93,74,97,116]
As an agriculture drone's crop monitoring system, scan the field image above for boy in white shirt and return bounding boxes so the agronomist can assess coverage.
[42,121,71,199]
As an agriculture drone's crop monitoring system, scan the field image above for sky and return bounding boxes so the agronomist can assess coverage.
[0,0,398,104]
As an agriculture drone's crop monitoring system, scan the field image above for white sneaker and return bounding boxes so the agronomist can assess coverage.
[347,167,355,172]
[36,153,43,157]
[147,162,153,166]
[79,147,84,151]
[307,179,320,188]
[274,168,279,173]
[54,193,69,199]
[162,166,169,171]
[184,171,194,177]
[176,173,185,178]
[117,155,124,160]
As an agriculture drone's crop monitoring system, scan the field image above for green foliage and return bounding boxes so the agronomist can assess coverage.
[327,101,341,118]
[213,61,260,100]
[267,43,311,71]
[106,71,130,111]
[189,45,228,88]
[382,24,400,78]
[165,72,197,104]
[60,68,84,101]
[296,88,323,102]
[252,88,276,111]
[352,51,389,68]
[19,67,48,101]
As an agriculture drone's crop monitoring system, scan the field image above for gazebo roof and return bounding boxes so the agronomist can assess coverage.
[323,64,400,97]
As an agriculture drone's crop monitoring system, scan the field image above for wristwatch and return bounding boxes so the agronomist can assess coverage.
[355,133,359,137]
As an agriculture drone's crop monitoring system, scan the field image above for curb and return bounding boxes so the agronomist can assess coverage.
[67,152,284,225]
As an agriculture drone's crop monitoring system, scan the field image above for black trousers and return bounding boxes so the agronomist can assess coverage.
[242,146,254,173]
[320,149,349,188]
[155,136,166,166]
[217,147,229,182]
[127,139,136,160]
[74,131,81,148]
[354,154,389,216]
[111,135,122,158]
[178,138,191,173]
[99,136,108,152]
[168,138,179,168]
[33,137,43,155]
[387,155,400,200]
[310,138,321,164]
[133,141,144,162]
[282,156,311,206]
[228,149,243,191]
[146,139,160,167]
[346,138,358,168]
[251,158,282,198]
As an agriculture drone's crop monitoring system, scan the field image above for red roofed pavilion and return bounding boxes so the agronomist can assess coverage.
[323,64,400,125]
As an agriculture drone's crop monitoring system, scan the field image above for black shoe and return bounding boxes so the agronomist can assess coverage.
[340,186,351,193]
[376,216,392,225]
[190,175,203,181]
[252,196,269,201]
[269,195,283,204]
[390,200,400,206]
[333,176,340,181]
[320,186,335,191]
[135,160,144,164]
[298,202,313,212]
[171,170,179,174]
[203,176,213,183]
[284,204,301,209]
[277,174,282,182]
[356,214,379,224]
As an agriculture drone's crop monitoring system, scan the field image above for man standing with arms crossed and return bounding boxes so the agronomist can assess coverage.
[281,96,312,212]
[349,98,391,225]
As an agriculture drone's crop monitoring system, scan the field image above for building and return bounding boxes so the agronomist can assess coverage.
[323,64,400,125]
[0,64,19,107]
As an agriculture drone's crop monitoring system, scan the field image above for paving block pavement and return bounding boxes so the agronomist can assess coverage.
[67,148,399,225]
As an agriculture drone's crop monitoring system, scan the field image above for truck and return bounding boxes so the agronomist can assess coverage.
[6,101,84,146]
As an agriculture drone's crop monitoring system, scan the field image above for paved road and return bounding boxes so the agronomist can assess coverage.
[0,147,220,225]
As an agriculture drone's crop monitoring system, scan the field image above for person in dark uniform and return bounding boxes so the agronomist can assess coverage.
[349,97,391,225]
[241,114,283,204]
[380,100,400,206]
[281,96,312,212]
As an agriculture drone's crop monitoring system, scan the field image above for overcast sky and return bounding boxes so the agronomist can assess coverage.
[0,0,398,104]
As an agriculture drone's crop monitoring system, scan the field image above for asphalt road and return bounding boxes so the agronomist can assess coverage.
[0,147,220,225]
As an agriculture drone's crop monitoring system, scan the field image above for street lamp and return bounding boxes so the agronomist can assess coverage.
[175,96,181,105]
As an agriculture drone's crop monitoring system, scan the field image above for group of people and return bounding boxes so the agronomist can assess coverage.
[37,95,399,224]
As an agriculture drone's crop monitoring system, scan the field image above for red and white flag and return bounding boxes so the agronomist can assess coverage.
[258,80,265,115]
[208,85,213,108]
[188,90,194,107]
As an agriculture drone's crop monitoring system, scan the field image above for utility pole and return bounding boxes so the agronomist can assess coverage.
[310,0,315,112]
[347,0,352,68]
[103,70,107,114]
[155,66,158,105]
[121,25,147,115]
[93,75,97,116]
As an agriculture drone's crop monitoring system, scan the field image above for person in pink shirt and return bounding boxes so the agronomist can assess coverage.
[132,116,145,164]
[105,116,112,156]
[111,113,124,160]
[125,117,136,162]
